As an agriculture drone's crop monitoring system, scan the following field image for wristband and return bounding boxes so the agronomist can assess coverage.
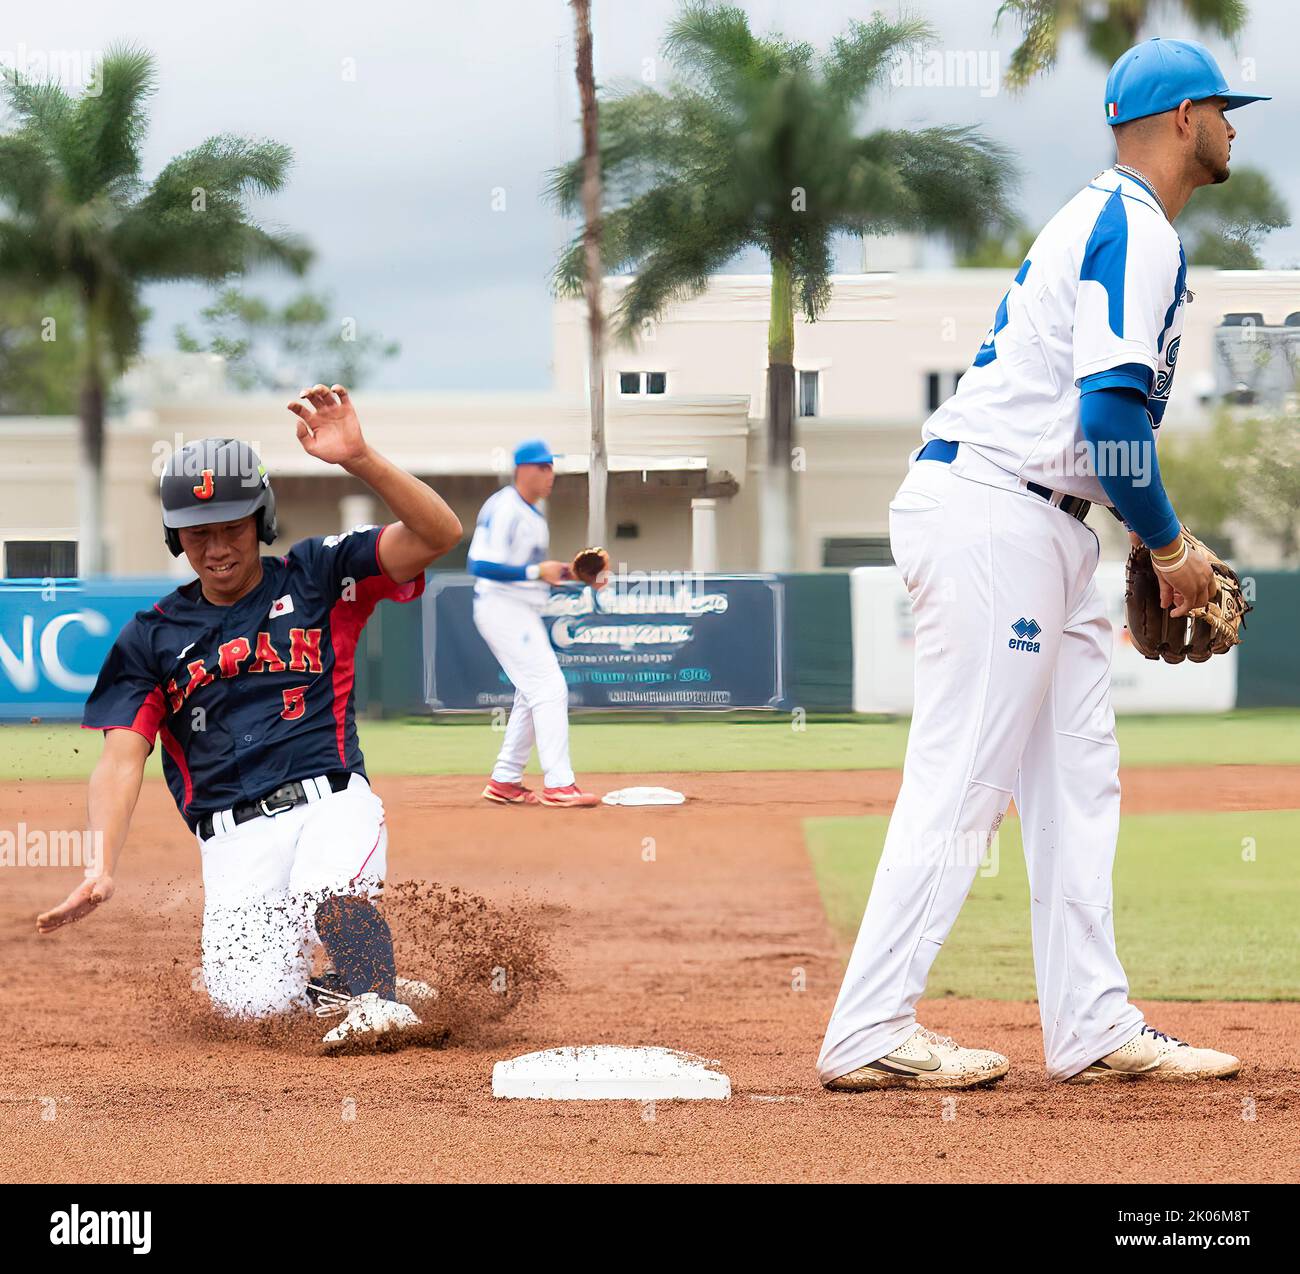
[525,564,540,581]
[1152,542,1188,574]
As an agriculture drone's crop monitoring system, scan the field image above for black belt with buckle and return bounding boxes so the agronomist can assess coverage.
[917,439,1092,523]
[195,771,352,839]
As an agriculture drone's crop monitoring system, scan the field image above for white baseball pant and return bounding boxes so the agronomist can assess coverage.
[818,457,1144,1083]
[197,773,386,1018]
[473,590,575,789]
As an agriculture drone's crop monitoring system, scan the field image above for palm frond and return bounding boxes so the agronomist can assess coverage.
[63,44,157,199]
[874,126,1019,250]
[663,2,759,87]
[787,230,834,322]
[996,0,1061,91]
[0,134,56,215]
[821,14,934,105]
[0,67,74,133]
[612,217,752,340]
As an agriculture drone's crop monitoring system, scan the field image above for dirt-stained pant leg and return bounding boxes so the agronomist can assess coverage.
[198,777,387,1017]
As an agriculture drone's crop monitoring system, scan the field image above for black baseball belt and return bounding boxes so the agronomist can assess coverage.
[917,439,1092,523]
[194,771,353,840]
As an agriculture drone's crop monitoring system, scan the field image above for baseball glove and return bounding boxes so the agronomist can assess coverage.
[569,546,611,589]
[1124,531,1251,664]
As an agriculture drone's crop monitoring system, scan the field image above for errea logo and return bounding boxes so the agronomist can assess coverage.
[1009,617,1042,653]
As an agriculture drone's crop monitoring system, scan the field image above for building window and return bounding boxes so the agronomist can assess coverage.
[4,540,78,578]
[925,371,964,412]
[618,371,669,395]
[615,522,639,539]
[822,536,894,568]
[798,370,819,417]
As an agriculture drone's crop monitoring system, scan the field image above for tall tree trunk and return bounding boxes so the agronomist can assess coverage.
[78,367,106,577]
[760,254,797,572]
[572,0,607,551]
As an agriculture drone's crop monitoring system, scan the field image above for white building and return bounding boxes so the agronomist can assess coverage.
[3,268,1297,577]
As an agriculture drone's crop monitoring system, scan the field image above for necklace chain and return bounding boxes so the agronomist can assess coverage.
[1114,164,1169,219]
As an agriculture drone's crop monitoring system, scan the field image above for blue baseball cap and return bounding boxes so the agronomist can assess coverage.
[1105,38,1269,126]
[513,438,555,466]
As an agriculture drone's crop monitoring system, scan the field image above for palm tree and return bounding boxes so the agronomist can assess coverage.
[998,0,1249,89]
[0,45,309,574]
[548,4,1015,571]
[571,0,608,550]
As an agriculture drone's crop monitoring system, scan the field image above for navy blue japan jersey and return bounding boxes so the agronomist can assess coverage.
[82,525,423,828]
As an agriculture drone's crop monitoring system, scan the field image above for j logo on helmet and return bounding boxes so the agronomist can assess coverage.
[192,469,215,500]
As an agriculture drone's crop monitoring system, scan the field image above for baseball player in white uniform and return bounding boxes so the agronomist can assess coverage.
[819,40,1265,1090]
[469,438,600,808]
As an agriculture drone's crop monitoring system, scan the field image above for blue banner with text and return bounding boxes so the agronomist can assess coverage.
[423,573,786,711]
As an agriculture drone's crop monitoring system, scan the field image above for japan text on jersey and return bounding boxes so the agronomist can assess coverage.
[924,168,1189,503]
[81,525,424,827]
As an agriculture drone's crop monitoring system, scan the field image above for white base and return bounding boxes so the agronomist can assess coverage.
[492,1045,730,1101]
[601,786,686,806]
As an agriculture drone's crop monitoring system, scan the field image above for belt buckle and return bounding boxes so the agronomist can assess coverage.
[258,786,298,818]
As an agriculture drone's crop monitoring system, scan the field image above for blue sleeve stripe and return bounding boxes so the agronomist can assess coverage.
[1079,385,1180,548]
[467,557,529,582]
[1080,187,1128,340]
[1079,362,1153,396]
[1158,243,1187,355]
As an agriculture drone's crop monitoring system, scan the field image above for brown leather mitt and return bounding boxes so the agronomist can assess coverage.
[569,546,611,589]
[1124,531,1251,665]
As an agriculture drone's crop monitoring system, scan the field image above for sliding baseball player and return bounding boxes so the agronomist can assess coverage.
[37,386,461,1049]
[819,40,1264,1090]
[468,439,601,808]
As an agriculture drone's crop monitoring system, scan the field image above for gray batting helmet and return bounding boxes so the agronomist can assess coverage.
[159,438,277,557]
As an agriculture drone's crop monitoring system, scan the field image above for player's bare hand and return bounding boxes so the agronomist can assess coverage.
[36,875,115,934]
[538,561,570,585]
[287,385,370,468]
[1157,545,1214,618]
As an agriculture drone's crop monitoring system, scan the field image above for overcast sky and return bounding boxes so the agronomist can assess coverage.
[5,0,1295,389]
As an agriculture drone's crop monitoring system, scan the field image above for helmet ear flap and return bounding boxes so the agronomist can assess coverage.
[165,526,183,557]
[258,497,278,545]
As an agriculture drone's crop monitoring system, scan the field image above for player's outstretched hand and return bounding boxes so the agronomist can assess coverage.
[287,384,370,468]
[36,875,115,934]
[538,560,570,585]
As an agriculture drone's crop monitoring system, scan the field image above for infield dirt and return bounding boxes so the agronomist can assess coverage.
[3,770,1296,1183]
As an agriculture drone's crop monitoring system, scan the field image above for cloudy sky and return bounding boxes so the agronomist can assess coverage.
[5,0,1295,389]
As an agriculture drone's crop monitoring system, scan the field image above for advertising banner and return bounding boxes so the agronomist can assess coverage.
[0,578,175,722]
[424,573,785,711]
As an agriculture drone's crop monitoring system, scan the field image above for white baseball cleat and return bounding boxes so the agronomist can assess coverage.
[320,992,421,1051]
[825,1026,1010,1091]
[308,971,437,1018]
[1070,1025,1241,1083]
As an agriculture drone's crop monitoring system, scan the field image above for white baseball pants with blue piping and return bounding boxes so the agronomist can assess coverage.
[818,459,1144,1083]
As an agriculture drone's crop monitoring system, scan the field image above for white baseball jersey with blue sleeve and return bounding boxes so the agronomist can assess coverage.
[467,485,551,609]
[924,168,1188,502]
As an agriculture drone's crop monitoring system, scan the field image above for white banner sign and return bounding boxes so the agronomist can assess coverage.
[851,563,1237,715]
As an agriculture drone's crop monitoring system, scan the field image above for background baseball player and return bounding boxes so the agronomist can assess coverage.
[468,438,601,808]
[36,385,462,1049]
[819,40,1265,1090]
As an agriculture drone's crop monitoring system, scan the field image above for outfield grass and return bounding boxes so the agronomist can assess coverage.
[805,810,1299,1001]
[4,709,1300,780]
